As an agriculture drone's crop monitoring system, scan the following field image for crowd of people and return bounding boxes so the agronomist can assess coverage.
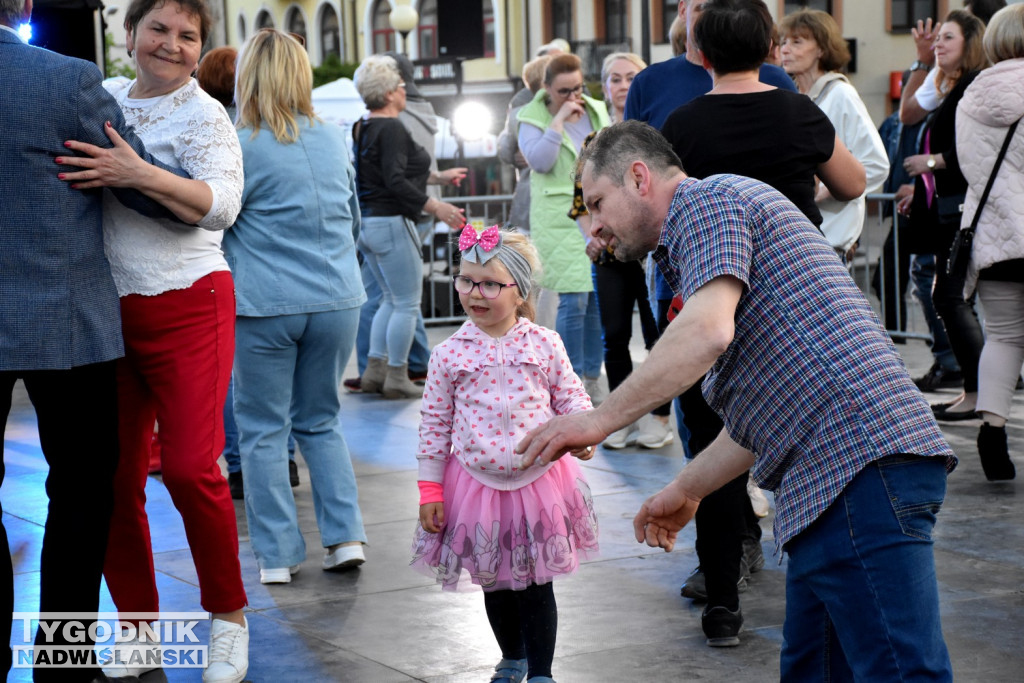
[2,0,1023,682]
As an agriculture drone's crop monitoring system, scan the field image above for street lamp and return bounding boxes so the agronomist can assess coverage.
[389,2,419,56]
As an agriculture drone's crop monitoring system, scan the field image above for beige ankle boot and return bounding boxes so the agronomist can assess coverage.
[360,356,387,394]
[382,363,424,399]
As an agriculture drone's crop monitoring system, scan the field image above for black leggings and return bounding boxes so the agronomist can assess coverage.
[483,582,557,679]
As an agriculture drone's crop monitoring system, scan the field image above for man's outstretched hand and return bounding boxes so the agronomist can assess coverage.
[633,481,702,552]
[516,411,608,469]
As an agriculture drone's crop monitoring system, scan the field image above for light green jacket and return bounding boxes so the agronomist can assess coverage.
[517,91,609,292]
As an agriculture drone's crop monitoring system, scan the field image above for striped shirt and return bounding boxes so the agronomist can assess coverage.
[653,175,956,551]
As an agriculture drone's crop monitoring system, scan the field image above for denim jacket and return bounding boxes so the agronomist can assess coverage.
[224,120,366,316]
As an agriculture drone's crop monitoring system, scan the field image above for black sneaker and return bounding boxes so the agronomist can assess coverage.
[702,605,743,647]
[914,363,963,392]
[228,471,244,500]
[289,459,300,487]
[680,556,751,601]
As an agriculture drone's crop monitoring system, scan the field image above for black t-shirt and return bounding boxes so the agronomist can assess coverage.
[661,89,835,226]
[354,117,431,220]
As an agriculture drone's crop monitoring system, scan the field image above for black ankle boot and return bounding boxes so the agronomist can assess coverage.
[978,423,1016,481]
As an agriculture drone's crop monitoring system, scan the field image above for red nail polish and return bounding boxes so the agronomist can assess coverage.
[58,173,66,180]
[55,158,62,164]
[64,141,71,147]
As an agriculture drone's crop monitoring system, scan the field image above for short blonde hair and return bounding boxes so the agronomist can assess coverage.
[235,29,317,143]
[778,9,850,72]
[984,3,1024,63]
[600,52,646,83]
[354,55,403,110]
[669,15,687,57]
[522,56,552,93]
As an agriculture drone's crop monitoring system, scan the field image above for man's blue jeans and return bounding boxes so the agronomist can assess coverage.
[781,455,952,681]
[556,289,603,379]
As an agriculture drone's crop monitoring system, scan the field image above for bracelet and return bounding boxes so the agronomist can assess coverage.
[910,60,930,72]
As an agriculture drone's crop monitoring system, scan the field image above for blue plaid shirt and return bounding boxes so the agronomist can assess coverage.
[653,175,956,551]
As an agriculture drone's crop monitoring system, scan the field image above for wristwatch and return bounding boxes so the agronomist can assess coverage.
[926,156,937,170]
[910,60,931,72]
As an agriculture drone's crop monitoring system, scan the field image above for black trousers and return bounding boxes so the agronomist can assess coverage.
[594,258,670,415]
[678,382,761,611]
[0,361,119,682]
[933,245,984,393]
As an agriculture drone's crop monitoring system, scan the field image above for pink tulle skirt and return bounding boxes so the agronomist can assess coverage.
[411,455,599,592]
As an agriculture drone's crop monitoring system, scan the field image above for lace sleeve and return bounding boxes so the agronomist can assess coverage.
[173,94,243,231]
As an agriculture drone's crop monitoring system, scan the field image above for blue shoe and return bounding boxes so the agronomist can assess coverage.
[491,658,527,682]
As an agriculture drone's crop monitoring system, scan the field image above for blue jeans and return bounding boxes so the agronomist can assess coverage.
[358,215,423,367]
[355,257,431,375]
[223,378,294,474]
[911,254,959,372]
[781,455,952,681]
[233,309,368,569]
[556,288,603,379]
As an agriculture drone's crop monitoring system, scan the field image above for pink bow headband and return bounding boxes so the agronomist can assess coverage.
[457,225,533,298]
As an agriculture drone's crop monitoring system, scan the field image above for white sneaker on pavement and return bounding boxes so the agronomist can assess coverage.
[259,565,300,584]
[603,422,638,450]
[203,617,248,683]
[636,413,673,449]
[584,376,608,406]
[323,543,365,571]
[102,632,161,678]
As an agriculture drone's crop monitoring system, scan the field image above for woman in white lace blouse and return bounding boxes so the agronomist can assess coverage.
[58,1,248,681]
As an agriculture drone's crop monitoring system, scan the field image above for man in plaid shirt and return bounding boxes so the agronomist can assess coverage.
[519,120,957,680]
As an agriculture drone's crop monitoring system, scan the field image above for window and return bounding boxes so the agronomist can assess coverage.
[320,5,341,62]
[418,0,438,58]
[286,7,307,48]
[371,0,394,54]
[484,2,495,57]
[551,0,572,42]
[605,0,627,44]
[255,10,274,30]
[889,1,941,31]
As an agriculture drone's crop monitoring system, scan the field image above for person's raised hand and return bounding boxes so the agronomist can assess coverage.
[912,18,937,64]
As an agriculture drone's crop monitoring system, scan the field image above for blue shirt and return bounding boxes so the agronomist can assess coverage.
[224,120,367,317]
[653,174,956,550]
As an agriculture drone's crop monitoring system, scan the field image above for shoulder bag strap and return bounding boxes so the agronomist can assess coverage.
[969,117,1021,230]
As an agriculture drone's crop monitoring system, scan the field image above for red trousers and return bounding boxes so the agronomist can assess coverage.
[104,271,247,614]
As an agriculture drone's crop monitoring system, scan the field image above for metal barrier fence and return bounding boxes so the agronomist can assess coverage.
[424,191,931,345]
[856,192,932,343]
[421,194,515,325]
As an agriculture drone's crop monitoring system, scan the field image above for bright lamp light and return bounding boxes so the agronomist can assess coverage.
[388,4,419,33]
[17,22,32,42]
[452,102,492,142]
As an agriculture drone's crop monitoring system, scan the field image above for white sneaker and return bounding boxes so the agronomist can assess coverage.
[323,543,365,571]
[636,413,674,449]
[259,565,300,584]
[102,632,161,677]
[603,422,638,449]
[203,617,248,683]
[584,376,608,406]
[747,474,771,518]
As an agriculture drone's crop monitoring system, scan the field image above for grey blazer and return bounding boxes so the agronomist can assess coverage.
[0,29,185,371]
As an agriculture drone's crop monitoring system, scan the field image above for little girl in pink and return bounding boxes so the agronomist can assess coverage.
[411,226,599,683]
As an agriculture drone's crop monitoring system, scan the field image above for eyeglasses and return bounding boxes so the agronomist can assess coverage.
[452,275,518,300]
[397,82,406,89]
[555,83,585,97]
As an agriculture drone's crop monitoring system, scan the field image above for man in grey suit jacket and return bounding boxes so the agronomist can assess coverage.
[1,1,185,680]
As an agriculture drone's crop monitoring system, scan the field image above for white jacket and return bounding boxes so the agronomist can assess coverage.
[809,73,890,253]
[956,58,1024,296]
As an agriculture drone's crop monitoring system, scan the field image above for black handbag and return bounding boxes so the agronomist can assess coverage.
[947,118,1021,278]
